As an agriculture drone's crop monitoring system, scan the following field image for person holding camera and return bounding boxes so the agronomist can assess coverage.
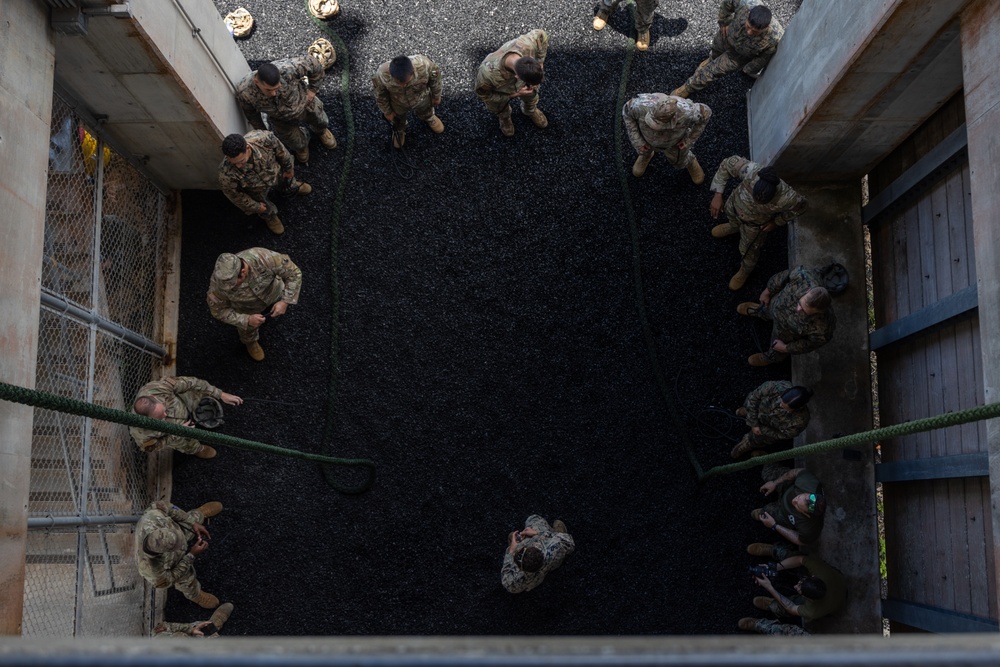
[501,515,575,593]
[743,552,847,629]
[751,465,826,546]
[730,381,812,458]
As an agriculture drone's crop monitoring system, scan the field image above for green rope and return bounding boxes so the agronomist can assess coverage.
[0,381,377,480]
[614,3,705,478]
[699,401,1000,481]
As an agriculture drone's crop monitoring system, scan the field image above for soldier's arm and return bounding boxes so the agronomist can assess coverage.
[718,0,739,26]
[774,193,808,226]
[236,79,267,130]
[265,132,295,174]
[159,502,197,530]
[154,622,197,637]
[426,58,443,101]
[500,554,530,594]
[474,70,508,106]
[301,55,325,89]
[785,328,832,355]
[152,552,197,588]
[371,73,394,116]
[743,383,766,425]
[744,28,782,76]
[207,288,250,328]
[709,155,751,193]
[529,29,549,64]
[266,252,302,304]
[683,102,712,147]
[218,171,261,216]
[171,377,222,400]
[621,101,648,151]
[765,268,792,295]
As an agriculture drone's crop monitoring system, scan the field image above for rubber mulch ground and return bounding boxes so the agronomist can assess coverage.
[169,0,803,636]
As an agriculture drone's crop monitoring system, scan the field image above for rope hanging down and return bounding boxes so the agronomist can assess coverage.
[0,381,376,494]
[698,401,1000,481]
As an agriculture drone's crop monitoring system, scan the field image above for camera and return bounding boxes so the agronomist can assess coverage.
[748,563,779,578]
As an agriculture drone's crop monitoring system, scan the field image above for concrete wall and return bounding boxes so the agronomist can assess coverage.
[961,0,1000,624]
[0,0,54,636]
[749,0,969,181]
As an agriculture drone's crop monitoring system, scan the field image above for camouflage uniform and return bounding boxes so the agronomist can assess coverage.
[153,622,219,639]
[218,130,294,223]
[372,54,443,133]
[235,56,330,154]
[750,267,836,363]
[760,465,824,544]
[501,515,575,593]
[710,156,807,275]
[129,377,223,455]
[743,380,810,448]
[623,94,712,170]
[686,0,784,91]
[475,29,548,121]
[749,619,809,636]
[598,0,658,33]
[206,247,302,344]
[135,502,209,602]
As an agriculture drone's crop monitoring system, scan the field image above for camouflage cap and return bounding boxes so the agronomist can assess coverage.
[144,528,183,554]
[213,253,242,286]
[645,98,679,131]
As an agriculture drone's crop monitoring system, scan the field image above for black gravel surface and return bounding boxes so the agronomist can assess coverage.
[171,0,802,635]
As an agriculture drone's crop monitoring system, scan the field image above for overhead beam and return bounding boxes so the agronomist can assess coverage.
[869,285,978,351]
[876,453,988,482]
[883,598,999,633]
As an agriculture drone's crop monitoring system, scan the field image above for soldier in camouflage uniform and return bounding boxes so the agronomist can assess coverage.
[372,54,444,149]
[622,93,711,183]
[709,155,807,290]
[206,248,303,362]
[135,501,223,609]
[672,0,783,98]
[219,131,312,236]
[475,29,549,137]
[592,0,658,51]
[130,376,243,459]
[235,57,337,164]
[501,515,575,594]
[752,465,826,546]
[750,553,847,623]
[730,381,811,458]
[153,603,234,639]
[737,266,836,366]
[738,617,809,635]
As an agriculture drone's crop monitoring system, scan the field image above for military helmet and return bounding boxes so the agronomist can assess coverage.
[308,38,337,71]
[194,396,225,430]
[213,253,242,286]
[818,262,849,296]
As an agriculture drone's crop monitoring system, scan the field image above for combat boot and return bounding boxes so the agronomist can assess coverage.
[687,157,705,184]
[499,115,515,137]
[729,265,751,290]
[735,407,747,417]
[633,151,653,177]
[210,602,234,630]
[295,180,313,195]
[294,146,309,164]
[736,301,760,316]
[427,115,444,133]
[748,353,773,367]
[246,341,265,361]
[711,223,738,238]
[730,434,754,459]
[392,129,405,149]
[593,8,609,30]
[193,591,220,609]
[747,543,775,558]
[265,215,284,235]
[319,128,337,149]
[636,30,650,51]
[671,84,691,99]
[525,108,548,128]
[753,596,774,611]
[738,618,758,632]
[195,501,223,518]
[195,445,217,460]
[552,519,567,533]
[750,508,763,521]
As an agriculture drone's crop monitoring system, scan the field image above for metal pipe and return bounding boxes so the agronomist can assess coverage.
[28,515,139,529]
[169,0,240,94]
[40,290,166,358]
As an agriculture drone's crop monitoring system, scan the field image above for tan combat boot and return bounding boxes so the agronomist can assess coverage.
[319,128,337,149]
[729,265,751,290]
[670,84,691,99]
[265,216,284,235]
[427,115,444,133]
[210,602,234,630]
[711,223,738,238]
[748,353,773,367]
[392,129,406,149]
[730,434,754,459]
[246,341,265,361]
[735,407,747,417]
[526,108,548,128]
[195,445,217,460]
[499,115,515,137]
[636,30,650,50]
[552,519,567,533]
[633,151,653,177]
[736,301,760,316]
[294,146,309,164]
[753,596,774,611]
[193,591,220,609]
[593,8,609,30]
[747,543,775,558]
[195,501,223,518]
[687,157,705,184]
[738,618,759,632]
[295,180,313,195]
[750,508,763,521]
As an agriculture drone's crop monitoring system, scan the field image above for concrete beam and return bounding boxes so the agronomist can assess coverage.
[750,0,971,181]
[0,0,54,636]
[961,0,1000,628]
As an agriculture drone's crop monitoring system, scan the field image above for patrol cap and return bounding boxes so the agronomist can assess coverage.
[644,98,678,131]
[144,528,183,554]
[214,253,242,285]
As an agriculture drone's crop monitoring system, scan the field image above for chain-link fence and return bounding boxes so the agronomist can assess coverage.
[24,92,170,637]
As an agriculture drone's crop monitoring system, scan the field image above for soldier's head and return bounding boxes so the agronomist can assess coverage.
[254,62,281,97]
[796,575,827,600]
[389,56,415,85]
[746,5,772,36]
[143,528,183,555]
[514,545,544,573]
[134,396,167,420]
[752,166,781,203]
[514,57,544,86]
[214,253,249,288]
[222,134,251,168]
[792,491,826,518]
[645,98,680,130]
[780,386,813,411]
[798,287,831,315]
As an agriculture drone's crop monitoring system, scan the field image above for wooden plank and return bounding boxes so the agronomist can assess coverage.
[946,165,971,293]
[882,598,999,632]
[869,285,978,350]
[876,453,988,482]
